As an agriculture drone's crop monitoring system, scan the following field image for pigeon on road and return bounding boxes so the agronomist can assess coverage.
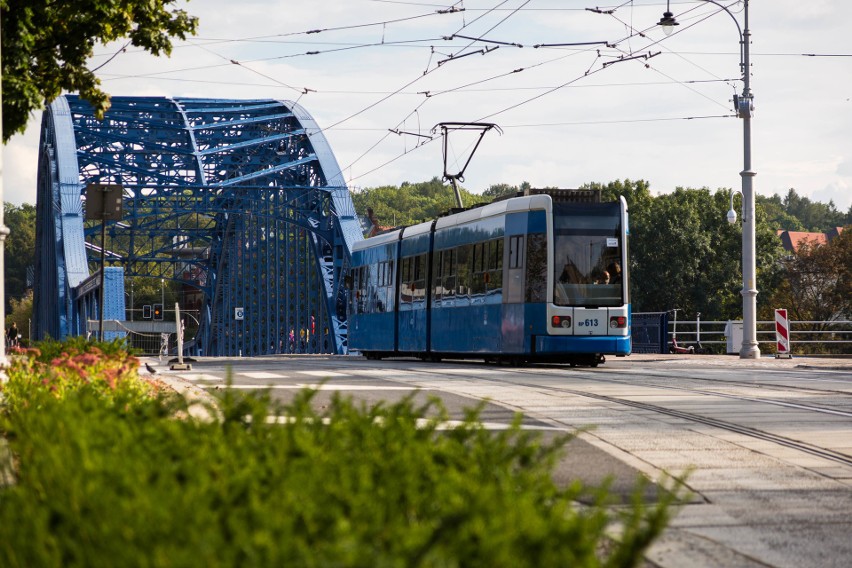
[145,363,157,374]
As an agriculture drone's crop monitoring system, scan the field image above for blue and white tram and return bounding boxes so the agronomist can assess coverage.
[348,191,630,365]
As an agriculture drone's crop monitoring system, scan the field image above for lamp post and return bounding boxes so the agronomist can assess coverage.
[658,0,760,359]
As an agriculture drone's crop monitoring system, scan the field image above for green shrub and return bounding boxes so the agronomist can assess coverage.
[1,338,153,413]
[1,352,680,567]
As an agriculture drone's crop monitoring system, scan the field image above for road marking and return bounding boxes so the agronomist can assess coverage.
[239,371,288,379]
[298,370,350,377]
[201,383,416,391]
[263,416,566,431]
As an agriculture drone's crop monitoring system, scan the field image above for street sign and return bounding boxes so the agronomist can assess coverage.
[85,183,124,221]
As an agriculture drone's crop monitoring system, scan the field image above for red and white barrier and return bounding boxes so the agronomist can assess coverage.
[775,308,792,358]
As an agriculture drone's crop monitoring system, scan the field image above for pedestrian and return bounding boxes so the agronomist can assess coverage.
[7,322,19,348]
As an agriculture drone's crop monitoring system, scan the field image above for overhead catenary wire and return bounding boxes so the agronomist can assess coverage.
[88,0,850,191]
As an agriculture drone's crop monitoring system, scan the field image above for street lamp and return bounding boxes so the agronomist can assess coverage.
[658,0,760,359]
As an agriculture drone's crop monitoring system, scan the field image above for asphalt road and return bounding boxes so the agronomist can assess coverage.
[153,353,852,568]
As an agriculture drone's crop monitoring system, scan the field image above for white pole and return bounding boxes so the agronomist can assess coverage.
[174,302,184,365]
[739,0,760,359]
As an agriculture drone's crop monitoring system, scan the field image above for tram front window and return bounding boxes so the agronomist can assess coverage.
[552,203,623,307]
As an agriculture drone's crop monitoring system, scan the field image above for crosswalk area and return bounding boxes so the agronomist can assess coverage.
[177,368,420,392]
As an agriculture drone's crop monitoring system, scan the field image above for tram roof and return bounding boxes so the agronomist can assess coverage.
[434,194,551,231]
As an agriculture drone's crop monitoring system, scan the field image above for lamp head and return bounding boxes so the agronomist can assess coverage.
[658,11,679,35]
[726,208,738,224]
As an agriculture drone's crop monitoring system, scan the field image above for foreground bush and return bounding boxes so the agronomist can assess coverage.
[0,344,680,567]
[1,337,155,414]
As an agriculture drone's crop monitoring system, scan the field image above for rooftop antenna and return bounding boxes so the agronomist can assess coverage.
[433,122,502,208]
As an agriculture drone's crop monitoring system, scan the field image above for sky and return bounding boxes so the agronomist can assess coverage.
[4,0,852,212]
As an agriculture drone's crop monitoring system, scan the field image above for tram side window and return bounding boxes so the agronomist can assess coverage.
[471,242,486,296]
[401,255,426,303]
[400,256,411,303]
[413,254,426,300]
[385,259,396,312]
[525,233,548,303]
[349,267,358,313]
[363,265,373,313]
[456,244,471,297]
[431,252,442,300]
[442,249,456,299]
[371,260,394,313]
[508,235,524,269]
[487,238,503,293]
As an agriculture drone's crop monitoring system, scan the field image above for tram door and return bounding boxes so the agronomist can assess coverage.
[505,235,525,303]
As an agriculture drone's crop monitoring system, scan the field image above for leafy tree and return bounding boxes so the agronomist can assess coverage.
[3,202,36,312]
[5,289,32,343]
[580,179,654,212]
[482,181,531,201]
[777,188,846,232]
[622,187,782,321]
[1,0,198,142]
[352,177,487,227]
[757,194,805,231]
[769,228,852,324]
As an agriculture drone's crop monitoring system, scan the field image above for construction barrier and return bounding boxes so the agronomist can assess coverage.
[775,308,792,358]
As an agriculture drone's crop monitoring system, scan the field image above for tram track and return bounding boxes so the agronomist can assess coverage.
[512,367,852,419]
[353,361,852,469]
[209,356,852,468]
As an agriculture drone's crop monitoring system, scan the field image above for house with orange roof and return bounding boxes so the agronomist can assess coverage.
[777,227,844,253]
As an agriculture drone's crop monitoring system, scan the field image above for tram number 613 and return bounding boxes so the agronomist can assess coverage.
[579,318,599,328]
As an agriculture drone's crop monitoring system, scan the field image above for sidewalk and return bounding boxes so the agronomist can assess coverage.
[622,352,852,371]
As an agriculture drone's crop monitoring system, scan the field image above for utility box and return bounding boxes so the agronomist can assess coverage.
[725,320,743,354]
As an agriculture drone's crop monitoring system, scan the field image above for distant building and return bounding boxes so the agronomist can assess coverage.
[777,227,844,253]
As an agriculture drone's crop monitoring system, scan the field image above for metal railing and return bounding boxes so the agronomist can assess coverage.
[666,317,852,354]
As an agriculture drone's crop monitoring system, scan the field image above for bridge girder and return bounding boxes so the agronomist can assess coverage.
[33,96,363,355]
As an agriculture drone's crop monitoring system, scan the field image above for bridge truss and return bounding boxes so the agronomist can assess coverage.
[33,96,362,356]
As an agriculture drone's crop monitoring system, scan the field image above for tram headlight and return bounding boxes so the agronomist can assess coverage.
[610,316,627,329]
[551,315,572,328]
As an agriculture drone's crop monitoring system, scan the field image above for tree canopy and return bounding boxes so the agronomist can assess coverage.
[3,202,35,313]
[1,0,198,142]
[351,177,489,228]
[759,188,851,232]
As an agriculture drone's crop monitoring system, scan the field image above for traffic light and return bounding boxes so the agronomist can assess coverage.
[142,305,152,319]
[153,304,163,320]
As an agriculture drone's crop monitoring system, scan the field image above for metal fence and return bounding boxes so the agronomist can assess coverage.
[86,320,178,359]
[664,316,852,355]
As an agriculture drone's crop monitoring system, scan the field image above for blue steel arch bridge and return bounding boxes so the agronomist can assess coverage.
[33,95,363,356]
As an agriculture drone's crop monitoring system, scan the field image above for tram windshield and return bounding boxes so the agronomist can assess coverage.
[552,202,624,307]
